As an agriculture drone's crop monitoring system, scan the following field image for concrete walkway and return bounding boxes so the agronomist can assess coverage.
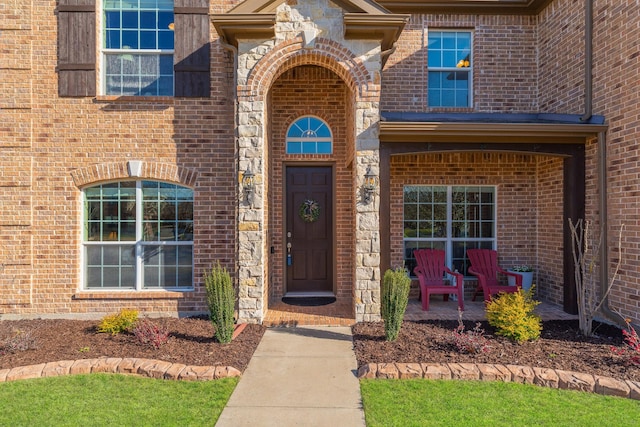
[215,326,365,427]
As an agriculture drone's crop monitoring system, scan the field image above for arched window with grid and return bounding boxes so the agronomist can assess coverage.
[286,116,333,154]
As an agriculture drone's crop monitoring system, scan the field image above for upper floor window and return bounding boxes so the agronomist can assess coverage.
[427,30,472,108]
[403,186,495,276]
[83,181,193,290]
[286,116,333,154]
[103,0,174,96]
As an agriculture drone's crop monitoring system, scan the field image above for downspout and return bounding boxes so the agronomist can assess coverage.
[580,0,593,123]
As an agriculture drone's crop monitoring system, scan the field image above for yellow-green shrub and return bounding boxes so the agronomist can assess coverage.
[97,309,139,335]
[485,288,541,343]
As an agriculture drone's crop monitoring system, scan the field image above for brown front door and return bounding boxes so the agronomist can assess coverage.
[285,166,333,293]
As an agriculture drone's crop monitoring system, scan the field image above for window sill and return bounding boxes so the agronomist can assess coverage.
[93,96,175,104]
[73,290,193,300]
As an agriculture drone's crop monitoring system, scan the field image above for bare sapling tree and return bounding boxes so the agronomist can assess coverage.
[568,218,624,337]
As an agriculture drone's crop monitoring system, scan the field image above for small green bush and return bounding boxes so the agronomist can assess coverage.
[381,267,411,342]
[204,262,236,343]
[97,309,139,335]
[485,288,541,343]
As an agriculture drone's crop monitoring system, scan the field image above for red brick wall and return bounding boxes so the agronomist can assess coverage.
[1,1,237,317]
[4,0,640,324]
[536,157,564,305]
[538,0,585,114]
[590,1,640,320]
[382,14,538,113]
[268,65,355,302]
[538,0,640,322]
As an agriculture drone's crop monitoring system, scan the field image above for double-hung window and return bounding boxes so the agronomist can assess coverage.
[103,0,175,96]
[83,181,193,290]
[403,186,495,276]
[427,30,472,108]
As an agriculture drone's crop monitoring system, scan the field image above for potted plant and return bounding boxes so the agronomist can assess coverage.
[507,265,534,291]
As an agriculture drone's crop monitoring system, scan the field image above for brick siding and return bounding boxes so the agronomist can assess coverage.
[2,0,639,323]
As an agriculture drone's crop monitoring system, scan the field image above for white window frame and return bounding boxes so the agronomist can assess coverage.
[427,29,474,108]
[403,185,496,277]
[82,180,194,291]
[99,0,175,96]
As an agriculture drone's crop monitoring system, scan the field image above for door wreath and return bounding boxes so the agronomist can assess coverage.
[299,199,320,223]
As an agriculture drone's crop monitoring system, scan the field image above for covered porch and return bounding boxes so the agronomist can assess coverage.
[379,112,608,316]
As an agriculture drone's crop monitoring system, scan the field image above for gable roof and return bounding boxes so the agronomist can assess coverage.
[212,0,409,63]
[229,0,390,14]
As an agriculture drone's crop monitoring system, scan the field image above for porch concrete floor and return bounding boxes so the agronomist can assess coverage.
[263,297,577,327]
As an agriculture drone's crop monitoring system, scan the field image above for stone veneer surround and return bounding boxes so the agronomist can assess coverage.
[234,0,383,323]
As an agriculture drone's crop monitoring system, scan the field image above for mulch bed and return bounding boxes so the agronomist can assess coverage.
[2,317,639,383]
[352,319,640,382]
[0,316,265,372]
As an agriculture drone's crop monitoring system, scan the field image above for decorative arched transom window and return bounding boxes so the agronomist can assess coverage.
[83,180,193,290]
[286,116,332,154]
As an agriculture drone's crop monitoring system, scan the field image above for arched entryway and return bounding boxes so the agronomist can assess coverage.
[267,65,355,307]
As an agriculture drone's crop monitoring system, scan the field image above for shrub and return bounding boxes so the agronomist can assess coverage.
[611,318,640,366]
[97,309,139,335]
[485,288,541,343]
[381,267,411,342]
[449,309,490,354]
[204,262,236,343]
[133,318,170,349]
[0,328,38,355]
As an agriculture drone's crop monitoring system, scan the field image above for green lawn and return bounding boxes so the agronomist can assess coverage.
[361,379,640,427]
[0,374,237,426]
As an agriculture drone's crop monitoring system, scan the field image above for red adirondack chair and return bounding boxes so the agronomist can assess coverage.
[413,249,464,311]
[467,249,522,302]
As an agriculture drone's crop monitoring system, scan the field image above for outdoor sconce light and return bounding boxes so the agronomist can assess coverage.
[362,165,379,205]
[242,168,256,207]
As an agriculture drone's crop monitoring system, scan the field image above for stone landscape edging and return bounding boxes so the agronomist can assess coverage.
[0,358,241,382]
[357,362,640,401]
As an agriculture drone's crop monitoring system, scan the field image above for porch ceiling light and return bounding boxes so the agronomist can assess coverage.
[362,165,378,205]
[242,168,256,207]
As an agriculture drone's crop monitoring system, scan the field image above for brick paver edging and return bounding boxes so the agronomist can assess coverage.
[358,362,640,400]
[0,358,241,382]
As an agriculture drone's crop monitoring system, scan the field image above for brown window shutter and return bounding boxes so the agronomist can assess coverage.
[57,0,96,97]
[174,0,210,97]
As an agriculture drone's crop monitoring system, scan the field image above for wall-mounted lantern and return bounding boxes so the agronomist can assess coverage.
[362,165,378,205]
[242,168,255,207]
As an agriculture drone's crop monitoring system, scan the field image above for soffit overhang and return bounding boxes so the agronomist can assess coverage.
[377,0,554,15]
[380,114,607,144]
[212,0,409,55]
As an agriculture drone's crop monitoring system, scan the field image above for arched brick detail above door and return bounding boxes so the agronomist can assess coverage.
[242,37,380,102]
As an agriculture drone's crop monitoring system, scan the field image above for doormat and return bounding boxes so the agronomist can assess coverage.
[281,297,337,307]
